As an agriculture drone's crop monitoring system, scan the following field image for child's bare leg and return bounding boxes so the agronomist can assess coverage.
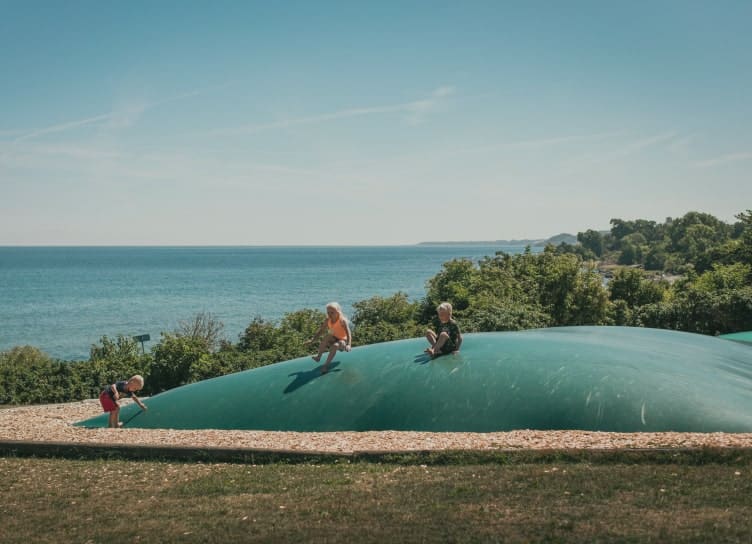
[425,330,437,354]
[312,344,323,362]
[313,335,336,362]
[431,332,449,357]
[321,340,344,373]
[312,337,329,362]
[108,408,119,428]
[321,347,337,372]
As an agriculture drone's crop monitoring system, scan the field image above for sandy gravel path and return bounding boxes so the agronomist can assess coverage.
[2,400,752,454]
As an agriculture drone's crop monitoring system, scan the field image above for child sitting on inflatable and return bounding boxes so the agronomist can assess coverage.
[309,302,352,374]
[425,302,463,358]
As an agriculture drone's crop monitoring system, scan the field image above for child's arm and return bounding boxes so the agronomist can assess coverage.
[454,327,463,352]
[344,320,352,351]
[308,320,327,343]
[110,383,119,402]
[131,394,147,411]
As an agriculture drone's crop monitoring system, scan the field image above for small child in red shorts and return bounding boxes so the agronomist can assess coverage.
[99,375,147,428]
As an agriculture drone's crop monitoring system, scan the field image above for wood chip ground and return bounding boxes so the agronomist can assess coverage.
[2,400,752,454]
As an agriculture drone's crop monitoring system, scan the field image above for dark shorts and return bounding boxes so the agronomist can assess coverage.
[438,343,456,355]
[99,390,118,412]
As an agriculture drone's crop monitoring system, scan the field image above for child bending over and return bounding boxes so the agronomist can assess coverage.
[99,374,148,428]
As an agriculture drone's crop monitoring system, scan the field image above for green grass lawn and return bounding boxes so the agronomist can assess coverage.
[2,454,752,543]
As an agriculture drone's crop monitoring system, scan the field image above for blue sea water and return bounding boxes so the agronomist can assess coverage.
[0,245,535,360]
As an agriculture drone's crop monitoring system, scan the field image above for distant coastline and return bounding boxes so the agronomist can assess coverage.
[418,233,576,247]
[417,240,542,246]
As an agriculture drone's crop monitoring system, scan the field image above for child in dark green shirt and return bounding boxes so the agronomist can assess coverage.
[425,302,462,357]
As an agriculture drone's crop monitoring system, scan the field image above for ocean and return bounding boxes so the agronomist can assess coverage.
[0,245,536,360]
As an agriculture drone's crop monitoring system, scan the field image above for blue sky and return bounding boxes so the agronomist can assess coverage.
[1,1,750,245]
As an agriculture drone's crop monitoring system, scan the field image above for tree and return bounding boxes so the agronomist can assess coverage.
[0,346,56,404]
[633,219,661,242]
[693,263,751,292]
[577,229,604,257]
[632,261,752,334]
[644,243,668,270]
[85,335,151,396]
[235,310,325,364]
[237,317,281,352]
[175,312,225,352]
[352,293,421,344]
[555,241,596,260]
[608,268,666,307]
[733,209,752,266]
[421,258,478,321]
[149,333,212,393]
[616,233,647,265]
[89,334,143,364]
[666,211,730,252]
[610,219,636,242]
[279,309,328,358]
[352,292,418,327]
[462,295,550,332]
[618,242,638,265]
[567,267,611,325]
[535,250,581,324]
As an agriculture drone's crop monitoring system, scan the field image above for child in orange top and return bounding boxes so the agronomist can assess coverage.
[309,302,352,373]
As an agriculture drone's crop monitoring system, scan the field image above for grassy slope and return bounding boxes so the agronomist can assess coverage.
[2,454,751,543]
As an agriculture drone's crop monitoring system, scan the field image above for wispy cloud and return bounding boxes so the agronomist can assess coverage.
[0,139,126,172]
[0,137,319,188]
[565,131,678,167]
[15,143,124,161]
[403,85,456,125]
[220,86,456,134]
[453,131,621,156]
[0,128,31,139]
[13,113,115,143]
[668,134,694,154]
[9,85,221,144]
[604,131,677,159]
[224,105,406,133]
[693,151,752,168]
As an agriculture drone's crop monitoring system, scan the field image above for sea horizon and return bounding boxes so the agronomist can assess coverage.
[1,244,538,360]
[0,241,546,248]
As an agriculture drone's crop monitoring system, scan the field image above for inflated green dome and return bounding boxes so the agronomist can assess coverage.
[720,330,752,346]
[76,326,752,432]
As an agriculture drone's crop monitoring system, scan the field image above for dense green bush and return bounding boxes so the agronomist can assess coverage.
[0,346,59,404]
[608,268,667,307]
[352,293,422,344]
[442,248,610,330]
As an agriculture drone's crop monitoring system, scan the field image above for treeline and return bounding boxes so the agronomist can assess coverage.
[1,210,750,405]
[564,210,751,273]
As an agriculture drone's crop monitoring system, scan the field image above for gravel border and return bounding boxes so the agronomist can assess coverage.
[2,400,752,455]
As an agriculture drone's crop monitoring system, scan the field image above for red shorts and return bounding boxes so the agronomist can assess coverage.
[99,390,118,412]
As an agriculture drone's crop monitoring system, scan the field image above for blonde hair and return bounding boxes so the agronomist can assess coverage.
[128,375,144,388]
[326,302,347,322]
[437,302,453,316]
